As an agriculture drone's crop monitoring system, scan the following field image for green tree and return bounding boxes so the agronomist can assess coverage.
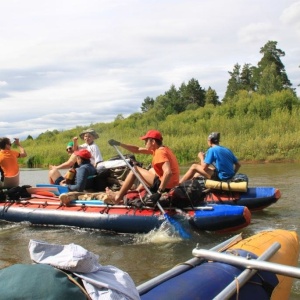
[223,63,241,102]
[240,63,255,92]
[258,63,283,95]
[155,84,183,115]
[114,114,124,121]
[205,86,220,106]
[255,40,292,90]
[141,96,154,113]
[179,78,206,108]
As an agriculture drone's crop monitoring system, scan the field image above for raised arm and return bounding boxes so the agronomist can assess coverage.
[108,139,152,155]
[14,138,27,158]
[49,153,77,170]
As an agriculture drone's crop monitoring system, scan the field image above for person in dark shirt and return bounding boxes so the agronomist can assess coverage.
[49,149,96,192]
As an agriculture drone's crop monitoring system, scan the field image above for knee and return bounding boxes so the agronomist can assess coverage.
[190,164,199,171]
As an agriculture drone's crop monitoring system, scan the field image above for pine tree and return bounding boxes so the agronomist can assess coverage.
[179,78,206,109]
[141,96,154,113]
[258,63,283,95]
[255,41,292,90]
[223,63,241,102]
[205,87,220,106]
[240,64,255,92]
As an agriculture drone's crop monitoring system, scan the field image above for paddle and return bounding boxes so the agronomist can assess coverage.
[112,144,191,239]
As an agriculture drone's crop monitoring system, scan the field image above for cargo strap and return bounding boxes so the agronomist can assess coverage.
[58,269,92,300]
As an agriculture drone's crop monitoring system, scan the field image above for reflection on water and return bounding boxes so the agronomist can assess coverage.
[1,163,300,298]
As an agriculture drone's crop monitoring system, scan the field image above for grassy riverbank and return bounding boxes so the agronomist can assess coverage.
[16,89,300,168]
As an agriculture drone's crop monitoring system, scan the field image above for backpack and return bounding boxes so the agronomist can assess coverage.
[230,173,249,183]
[5,185,32,200]
[93,168,111,192]
[169,177,206,209]
[123,189,148,207]
[0,264,88,300]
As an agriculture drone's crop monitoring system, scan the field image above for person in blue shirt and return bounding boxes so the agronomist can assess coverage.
[179,132,241,183]
[49,149,97,192]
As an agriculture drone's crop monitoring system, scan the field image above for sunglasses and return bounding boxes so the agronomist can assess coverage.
[66,147,73,151]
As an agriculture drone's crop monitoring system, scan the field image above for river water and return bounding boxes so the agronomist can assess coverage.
[1,163,300,298]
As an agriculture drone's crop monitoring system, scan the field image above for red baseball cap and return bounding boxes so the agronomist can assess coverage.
[140,130,163,141]
[74,149,92,160]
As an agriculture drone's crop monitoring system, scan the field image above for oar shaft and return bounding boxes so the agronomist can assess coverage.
[213,242,281,300]
[112,145,191,239]
[112,145,165,213]
[192,248,300,279]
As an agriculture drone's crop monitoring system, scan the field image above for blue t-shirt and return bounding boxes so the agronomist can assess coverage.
[204,145,238,180]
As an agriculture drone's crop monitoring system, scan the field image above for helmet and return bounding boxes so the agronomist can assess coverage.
[208,132,220,143]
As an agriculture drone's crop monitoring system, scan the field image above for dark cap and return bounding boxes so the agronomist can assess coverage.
[208,132,220,143]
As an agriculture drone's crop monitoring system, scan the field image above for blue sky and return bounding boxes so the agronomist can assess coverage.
[1,0,299,140]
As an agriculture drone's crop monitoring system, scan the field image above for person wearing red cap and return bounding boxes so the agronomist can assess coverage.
[49,149,97,192]
[108,130,180,204]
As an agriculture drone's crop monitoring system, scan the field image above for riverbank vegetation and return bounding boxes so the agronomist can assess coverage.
[18,88,300,168]
[16,40,300,167]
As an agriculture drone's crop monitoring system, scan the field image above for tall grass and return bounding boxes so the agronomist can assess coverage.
[17,90,300,167]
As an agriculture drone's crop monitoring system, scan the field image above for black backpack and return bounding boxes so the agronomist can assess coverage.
[5,185,32,200]
[169,177,206,209]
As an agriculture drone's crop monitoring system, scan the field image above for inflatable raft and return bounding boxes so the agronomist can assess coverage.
[0,196,251,234]
[138,229,300,299]
[204,186,281,211]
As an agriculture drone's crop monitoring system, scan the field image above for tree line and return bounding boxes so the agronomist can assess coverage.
[19,40,300,167]
[138,40,296,120]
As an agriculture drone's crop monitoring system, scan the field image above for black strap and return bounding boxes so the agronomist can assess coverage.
[0,166,4,182]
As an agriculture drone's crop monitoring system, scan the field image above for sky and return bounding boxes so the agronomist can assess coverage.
[1,0,300,140]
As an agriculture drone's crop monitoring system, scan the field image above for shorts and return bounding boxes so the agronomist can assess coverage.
[54,176,65,185]
[149,176,170,193]
[210,169,220,181]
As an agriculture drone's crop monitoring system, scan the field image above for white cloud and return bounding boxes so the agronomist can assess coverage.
[280,1,300,31]
[238,23,275,44]
[0,0,299,140]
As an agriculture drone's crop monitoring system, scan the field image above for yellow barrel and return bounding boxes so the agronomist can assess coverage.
[230,229,299,300]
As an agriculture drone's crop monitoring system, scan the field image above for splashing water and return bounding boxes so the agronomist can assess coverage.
[134,221,183,244]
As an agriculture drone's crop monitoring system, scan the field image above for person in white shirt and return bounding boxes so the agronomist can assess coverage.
[73,128,103,167]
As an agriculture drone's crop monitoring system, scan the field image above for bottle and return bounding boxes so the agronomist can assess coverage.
[65,168,76,184]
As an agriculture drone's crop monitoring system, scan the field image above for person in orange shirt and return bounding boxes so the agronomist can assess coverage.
[0,137,27,188]
[108,130,180,204]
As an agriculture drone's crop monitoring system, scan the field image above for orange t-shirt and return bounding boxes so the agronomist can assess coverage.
[152,146,179,189]
[0,150,20,177]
